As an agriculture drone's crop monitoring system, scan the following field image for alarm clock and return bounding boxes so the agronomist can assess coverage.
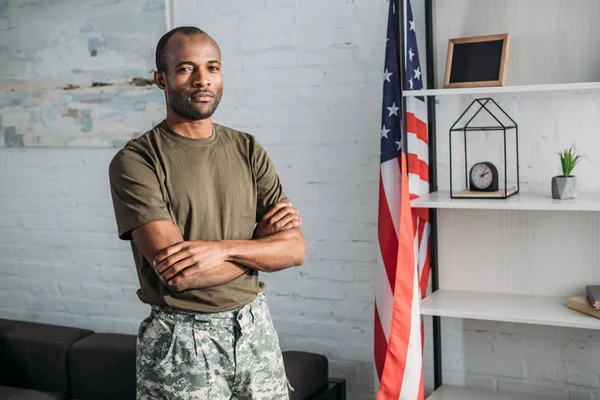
[469,161,499,192]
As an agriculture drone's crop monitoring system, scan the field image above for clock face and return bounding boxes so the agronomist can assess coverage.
[470,163,494,190]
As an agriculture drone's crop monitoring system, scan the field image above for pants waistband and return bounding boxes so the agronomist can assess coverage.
[150,292,265,326]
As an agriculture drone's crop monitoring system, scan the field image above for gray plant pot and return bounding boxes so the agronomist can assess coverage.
[551,176,577,199]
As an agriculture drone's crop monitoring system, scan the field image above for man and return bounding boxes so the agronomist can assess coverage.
[108,26,306,400]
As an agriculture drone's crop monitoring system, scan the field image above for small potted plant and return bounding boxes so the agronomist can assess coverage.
[552,143,583,200]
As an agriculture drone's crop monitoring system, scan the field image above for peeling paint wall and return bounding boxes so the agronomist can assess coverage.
[0,0,166,147]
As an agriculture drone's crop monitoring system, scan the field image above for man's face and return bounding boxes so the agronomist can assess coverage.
[161,33,223,120]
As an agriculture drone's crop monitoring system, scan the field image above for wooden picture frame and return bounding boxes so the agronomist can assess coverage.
[444,33,510,89]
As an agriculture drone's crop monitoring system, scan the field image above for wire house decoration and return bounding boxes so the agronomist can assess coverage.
[449,97,520,199]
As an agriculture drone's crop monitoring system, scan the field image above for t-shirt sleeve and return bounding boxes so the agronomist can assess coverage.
[108,146,173,240]
[251,138,290,222]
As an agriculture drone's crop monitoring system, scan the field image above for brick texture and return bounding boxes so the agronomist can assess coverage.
[2,1,600,400]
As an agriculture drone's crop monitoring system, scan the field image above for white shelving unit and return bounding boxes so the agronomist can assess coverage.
[402,82,600,97]
[420,196,600,399]
[421,289,600,330]
[427,385,557,400]
[407,1,600,398]
[411,191,600,212]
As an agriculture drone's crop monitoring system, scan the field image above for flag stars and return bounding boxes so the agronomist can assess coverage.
[383,68,393,82]
[395,140,402,151]
[408,48,414,62]
[409,20,415,31]
[414,66,421,81]
[381,125,390,139]
[387,102,399,117]
[408,78,413,89]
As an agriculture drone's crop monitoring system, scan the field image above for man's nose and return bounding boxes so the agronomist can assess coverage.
[192,69,209,87]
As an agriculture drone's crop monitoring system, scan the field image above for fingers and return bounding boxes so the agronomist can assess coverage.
[261,201,293,221]
[269,206,299,225]
[153,241,186,269]
[161,257,196,282]
[282,218,302,230]
[155,246,191,274]
[168,267,197,292]
[274,213,301,231]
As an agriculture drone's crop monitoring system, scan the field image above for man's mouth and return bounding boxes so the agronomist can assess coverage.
[190,91,214,101]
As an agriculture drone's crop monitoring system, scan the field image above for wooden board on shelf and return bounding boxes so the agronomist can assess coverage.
[452,187,517,198]
[427,385,558,400]
[420,289,600,330]
[566,296,600,320]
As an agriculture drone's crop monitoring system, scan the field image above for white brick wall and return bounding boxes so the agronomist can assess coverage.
[0,148,145,333]
[1,0,386,397]
[2,1,600,400]
[423,318,600,399]
[171,0,388,397]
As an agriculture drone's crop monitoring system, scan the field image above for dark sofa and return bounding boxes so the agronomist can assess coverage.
[0,318,346,400]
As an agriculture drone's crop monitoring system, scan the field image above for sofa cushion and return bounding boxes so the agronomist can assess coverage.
[283,351,328,400]
[68,333,136,400]
[0,385,66,400]
[0,320,93,395]
[0,318,17,369]
[0,318,16,333]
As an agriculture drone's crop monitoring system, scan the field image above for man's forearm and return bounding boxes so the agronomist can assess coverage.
[173,229,305,290]
[183,261,248,289]
[153,221,306,292]
[222,228,306,273]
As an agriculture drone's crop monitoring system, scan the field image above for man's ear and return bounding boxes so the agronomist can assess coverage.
[154,71,166,90]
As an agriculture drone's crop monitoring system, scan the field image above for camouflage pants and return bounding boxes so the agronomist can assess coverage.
[136,292,291,400]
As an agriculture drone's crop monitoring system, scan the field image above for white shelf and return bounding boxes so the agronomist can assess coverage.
[427,385,557,400]
[402,82,600,97]
[410,191,600,212]
[421,289,600,330]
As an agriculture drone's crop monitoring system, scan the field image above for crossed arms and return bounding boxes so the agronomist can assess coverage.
[131,202,306,292]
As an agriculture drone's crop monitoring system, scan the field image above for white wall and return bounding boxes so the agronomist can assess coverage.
[2,1,600,399]
[433,0,600,88]
[424,1,600,399]
[171,1,387,398]
[0,149,148,333]
[0,0,388,399]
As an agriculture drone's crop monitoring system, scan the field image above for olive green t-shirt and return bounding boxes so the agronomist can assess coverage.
[108,120,289,313]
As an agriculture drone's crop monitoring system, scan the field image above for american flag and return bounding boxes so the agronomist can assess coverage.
[404,0,431,311]
[375,0,430,398]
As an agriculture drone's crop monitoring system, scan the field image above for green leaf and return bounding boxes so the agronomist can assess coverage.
[557,143,583,177]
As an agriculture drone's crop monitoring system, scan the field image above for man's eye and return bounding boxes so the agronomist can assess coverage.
[178,68,191,72]
[209,66,219,71]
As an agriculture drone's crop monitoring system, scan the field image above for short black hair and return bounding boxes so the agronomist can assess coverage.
[155,26,206,72]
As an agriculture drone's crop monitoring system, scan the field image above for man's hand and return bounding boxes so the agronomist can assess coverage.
[153,240,232,292]
[253,201,302,240]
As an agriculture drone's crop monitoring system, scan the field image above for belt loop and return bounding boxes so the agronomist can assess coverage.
[249,306,255,324]
[192,319,198,357]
